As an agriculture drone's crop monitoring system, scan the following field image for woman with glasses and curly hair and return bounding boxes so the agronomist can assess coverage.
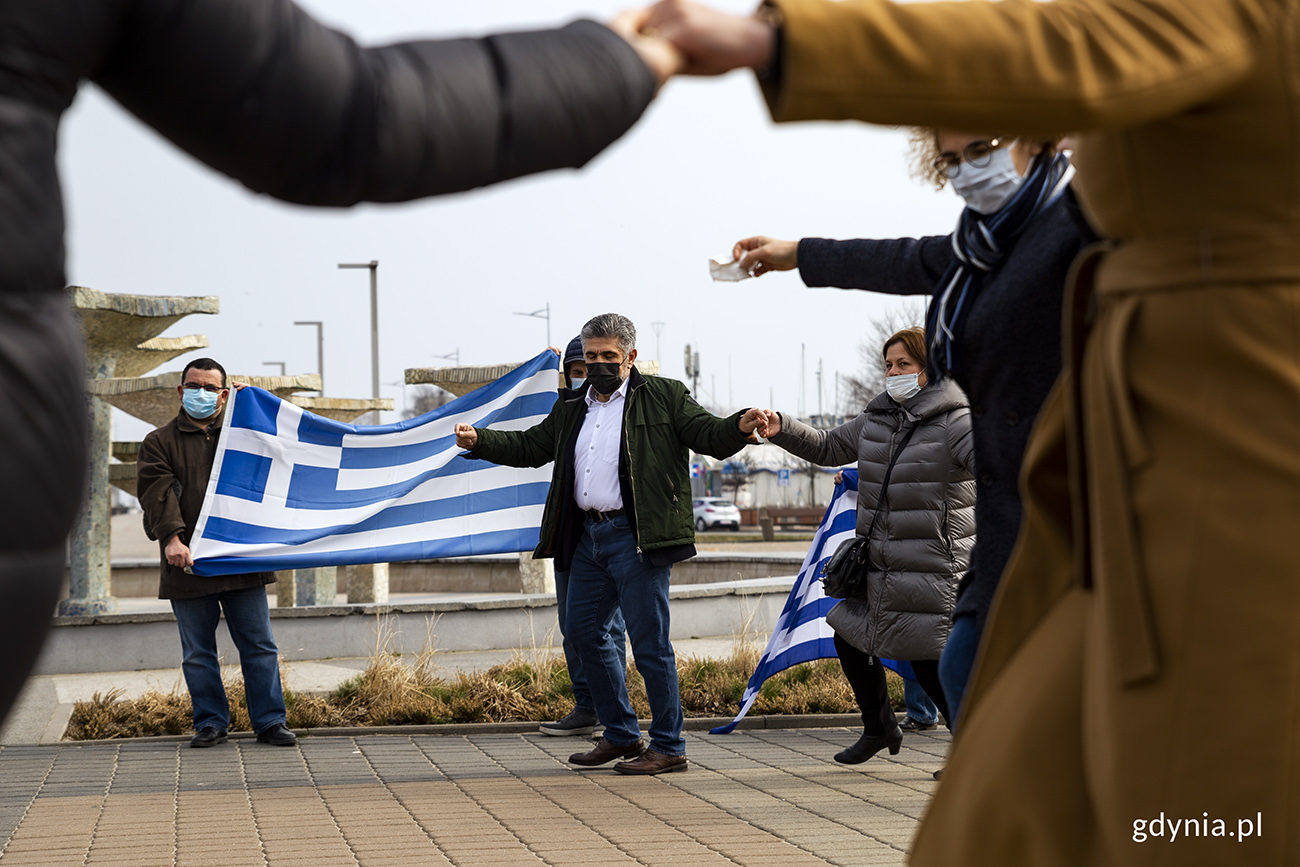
[729,130,1096,729]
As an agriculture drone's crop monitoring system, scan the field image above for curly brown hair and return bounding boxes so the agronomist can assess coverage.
[907,128,948,191]
[906,129,1063,191]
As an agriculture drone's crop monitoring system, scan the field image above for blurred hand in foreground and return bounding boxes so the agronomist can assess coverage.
[733,236,797,276]
[610,8,685,87]
[638,0,777,76]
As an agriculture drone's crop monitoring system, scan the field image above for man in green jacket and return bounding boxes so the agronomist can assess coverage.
[455,313,760,774]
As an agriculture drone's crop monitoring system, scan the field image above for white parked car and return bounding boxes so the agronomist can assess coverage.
[692,498,741,531]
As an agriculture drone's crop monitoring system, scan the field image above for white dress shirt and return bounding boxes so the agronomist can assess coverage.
[573,375,629,511]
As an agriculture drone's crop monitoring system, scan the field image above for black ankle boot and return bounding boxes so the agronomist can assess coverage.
[834,726,903,765]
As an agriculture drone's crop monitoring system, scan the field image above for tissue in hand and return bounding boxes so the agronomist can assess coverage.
[708,255,752,282]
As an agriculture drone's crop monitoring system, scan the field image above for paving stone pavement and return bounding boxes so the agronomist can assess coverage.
[0,727,948,866]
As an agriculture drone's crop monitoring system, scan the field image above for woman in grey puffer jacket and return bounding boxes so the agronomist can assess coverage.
[752,327,975,764]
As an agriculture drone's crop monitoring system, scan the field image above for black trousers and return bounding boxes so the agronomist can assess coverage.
[834,632,951,736]
[0,292,87,723]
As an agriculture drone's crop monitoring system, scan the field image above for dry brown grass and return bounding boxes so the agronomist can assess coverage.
[65,667,260,740]
[65,617,908,740]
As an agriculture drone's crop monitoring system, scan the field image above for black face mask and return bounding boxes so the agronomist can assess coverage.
[586,361,625,396]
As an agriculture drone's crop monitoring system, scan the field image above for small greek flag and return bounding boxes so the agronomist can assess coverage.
[710,471,857,733]
[189,350,560,576]
[710,469,916,734]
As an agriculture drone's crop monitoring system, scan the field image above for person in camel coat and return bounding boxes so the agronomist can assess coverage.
[638,1,1300,864]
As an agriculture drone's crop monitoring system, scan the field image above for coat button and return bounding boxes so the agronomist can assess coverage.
[980,473,994,487]
[1006,412,1020,426]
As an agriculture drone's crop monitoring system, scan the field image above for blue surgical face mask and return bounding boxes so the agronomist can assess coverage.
[950,145,1025,215]
[568,377,586,391]
[182,387,221,419]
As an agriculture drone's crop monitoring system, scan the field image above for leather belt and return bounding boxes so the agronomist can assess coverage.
[585,508,625,523]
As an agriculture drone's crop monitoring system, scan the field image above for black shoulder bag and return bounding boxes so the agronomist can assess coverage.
[819,424,917,599]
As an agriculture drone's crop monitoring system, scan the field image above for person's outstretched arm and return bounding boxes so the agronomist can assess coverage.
[643,0,1268,132]
[759,408,865,468]
[456,399,564,469]
[93,0,662,205]
[734,234,953,293]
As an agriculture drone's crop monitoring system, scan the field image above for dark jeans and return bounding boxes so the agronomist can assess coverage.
[171,586,286,733]
[555,568,626,712]
[938,613,980,732]
[834,633,951,735]
[566,515,684,756]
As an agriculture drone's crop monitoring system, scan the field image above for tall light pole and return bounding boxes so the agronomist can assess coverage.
[262,361,286,376]
[651,321,664,364]
[293,320,324,394]
[513,302,550,346]
[338,261,379,406]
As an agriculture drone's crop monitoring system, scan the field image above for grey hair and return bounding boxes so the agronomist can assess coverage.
[580,313,636,355]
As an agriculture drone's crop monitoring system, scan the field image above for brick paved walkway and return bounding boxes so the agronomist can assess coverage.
[0,727,948,866]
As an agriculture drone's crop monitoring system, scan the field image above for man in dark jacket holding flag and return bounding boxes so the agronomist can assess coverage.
[456,313,761,775]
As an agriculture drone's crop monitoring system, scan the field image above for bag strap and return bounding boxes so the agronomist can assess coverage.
[862,423,918,554]
[858,422,919,666]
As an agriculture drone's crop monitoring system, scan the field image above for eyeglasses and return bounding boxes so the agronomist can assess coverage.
[182,383,225,394]
[932,138,1006,179]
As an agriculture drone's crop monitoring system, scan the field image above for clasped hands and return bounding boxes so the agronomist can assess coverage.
[739,408,782,438]
[611,0,778,87]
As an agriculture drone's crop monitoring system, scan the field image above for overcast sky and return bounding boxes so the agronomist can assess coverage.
[62,0,963,443]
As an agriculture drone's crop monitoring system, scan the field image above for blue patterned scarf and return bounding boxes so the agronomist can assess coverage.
[924,152,1075,380]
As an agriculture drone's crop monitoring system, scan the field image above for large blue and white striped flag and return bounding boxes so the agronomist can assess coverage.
[188,350,560,576]
[710,468,918,734]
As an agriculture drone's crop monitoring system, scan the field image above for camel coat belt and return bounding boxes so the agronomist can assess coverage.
[1071,226,1300,687]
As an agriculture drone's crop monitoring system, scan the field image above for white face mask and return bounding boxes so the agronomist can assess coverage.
[950,145,1024,215]
[886,374,922,402]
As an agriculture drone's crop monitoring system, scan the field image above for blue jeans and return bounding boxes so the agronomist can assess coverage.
[555,568,626,712]
[904,677,940,725]
[171,585,286,734]
[938,613,980,733]
[567,515,684,756]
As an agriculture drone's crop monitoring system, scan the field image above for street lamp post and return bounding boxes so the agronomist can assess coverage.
[513,302,550,347]
[338,261,379,421]
[293,320,324,394]
[262,361,286,376]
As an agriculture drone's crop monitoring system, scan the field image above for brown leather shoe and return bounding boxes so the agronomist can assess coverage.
[614,749,688,775]
[569,737,646,766]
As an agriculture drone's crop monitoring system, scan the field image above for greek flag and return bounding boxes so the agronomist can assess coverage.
[710,471,858,734]
[710,469,919,734]
[189,350,560,576]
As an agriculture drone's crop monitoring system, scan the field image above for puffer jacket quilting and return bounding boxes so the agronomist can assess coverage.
[770,378,976,660]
